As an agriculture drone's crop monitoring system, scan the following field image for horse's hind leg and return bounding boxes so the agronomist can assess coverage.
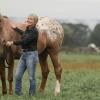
[49,50,62,96]
[39,50,49,92]
[0,62,7,95]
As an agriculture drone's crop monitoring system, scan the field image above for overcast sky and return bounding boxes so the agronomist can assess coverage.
[0,0,100,20]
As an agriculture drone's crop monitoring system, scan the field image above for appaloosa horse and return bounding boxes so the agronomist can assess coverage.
[0,14,64,96]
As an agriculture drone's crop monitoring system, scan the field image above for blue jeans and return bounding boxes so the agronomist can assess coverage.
[15,51,38,95]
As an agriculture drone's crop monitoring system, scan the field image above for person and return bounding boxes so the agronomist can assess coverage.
[6,13,39,96]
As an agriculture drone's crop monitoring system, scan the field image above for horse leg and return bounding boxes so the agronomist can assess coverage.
[8,63,14,95]
[39,50,49,92]
[0,63,7,95]
[6,49,14,95]
[49,51,62,96]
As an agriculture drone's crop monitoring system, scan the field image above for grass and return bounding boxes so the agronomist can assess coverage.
[60,52,100,63]
[62,69,100,100]
[0,52,100,100]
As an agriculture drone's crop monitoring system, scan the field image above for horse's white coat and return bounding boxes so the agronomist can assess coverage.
[36,17,64,42]
[55,80,60,96]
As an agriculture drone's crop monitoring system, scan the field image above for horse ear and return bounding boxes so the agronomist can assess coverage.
[3,16,8,18]
[0,13,3,20]
[0,13,8,19]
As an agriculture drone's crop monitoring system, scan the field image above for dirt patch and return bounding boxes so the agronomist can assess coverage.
[61,62,100,70]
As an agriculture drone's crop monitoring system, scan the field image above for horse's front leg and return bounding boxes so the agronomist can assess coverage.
[0,62,7,95]
[8,63,14,95]
[6,55,14,95]
[6,48,14,95]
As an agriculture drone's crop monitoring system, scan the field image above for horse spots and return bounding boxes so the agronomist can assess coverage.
[36,17,64,42]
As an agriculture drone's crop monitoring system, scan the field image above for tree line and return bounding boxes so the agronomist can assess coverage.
[61,22,100,47]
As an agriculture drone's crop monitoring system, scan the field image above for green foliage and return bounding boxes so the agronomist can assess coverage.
[61,23,91,47]
[90,24,100,46]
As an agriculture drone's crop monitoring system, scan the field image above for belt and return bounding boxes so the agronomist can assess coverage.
[22,49,36,52]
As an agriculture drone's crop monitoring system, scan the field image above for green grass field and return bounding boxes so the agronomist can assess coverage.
[1,52,100,100]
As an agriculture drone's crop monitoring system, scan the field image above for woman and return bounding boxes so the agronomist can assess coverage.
[6,13,39,96]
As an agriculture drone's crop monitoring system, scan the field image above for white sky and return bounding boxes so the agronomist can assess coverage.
[0,0,100,20]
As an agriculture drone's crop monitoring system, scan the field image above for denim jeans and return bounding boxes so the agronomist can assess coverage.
[15,51,38,95]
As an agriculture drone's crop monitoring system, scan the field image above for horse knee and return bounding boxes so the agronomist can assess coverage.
[8,76,13,81]
[0,72,5,81]
[8,70,13,81]
[42,70,49,79]
[55,68,62,80]
[1,75,6,81]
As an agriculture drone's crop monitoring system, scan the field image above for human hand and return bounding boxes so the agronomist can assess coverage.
[6,41,13,46]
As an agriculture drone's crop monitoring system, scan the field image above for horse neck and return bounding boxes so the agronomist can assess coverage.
[0,27,3,34]
[4,18,24,41]
[3,18,11,31]
[2,18,16,41]
[0,22,4,37]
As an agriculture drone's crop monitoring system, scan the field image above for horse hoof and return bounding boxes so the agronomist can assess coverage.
[3,92,7,95]
[54,91,60,96]
[9,91,13,95]
[38,86,45,93]
[39,88,44,92]
[9,92,13,95]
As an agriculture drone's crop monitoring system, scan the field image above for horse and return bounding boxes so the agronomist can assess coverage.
[0,15,22,95]
[0,14,64,96]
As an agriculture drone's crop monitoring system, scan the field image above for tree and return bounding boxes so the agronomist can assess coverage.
[90,24,100,46]
[61,23,91,47]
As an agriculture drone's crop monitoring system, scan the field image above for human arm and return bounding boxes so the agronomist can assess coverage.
[12,27,24,35]
[13,31,37,46]
[10,22,26,35]
[6,28,38,46]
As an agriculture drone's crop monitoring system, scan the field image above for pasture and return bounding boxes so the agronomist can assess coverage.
[0,52,100,100]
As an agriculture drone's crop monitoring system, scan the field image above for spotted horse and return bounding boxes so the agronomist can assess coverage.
[37,17,64,96]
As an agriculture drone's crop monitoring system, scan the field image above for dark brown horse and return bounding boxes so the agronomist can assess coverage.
[0,14,64,96]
